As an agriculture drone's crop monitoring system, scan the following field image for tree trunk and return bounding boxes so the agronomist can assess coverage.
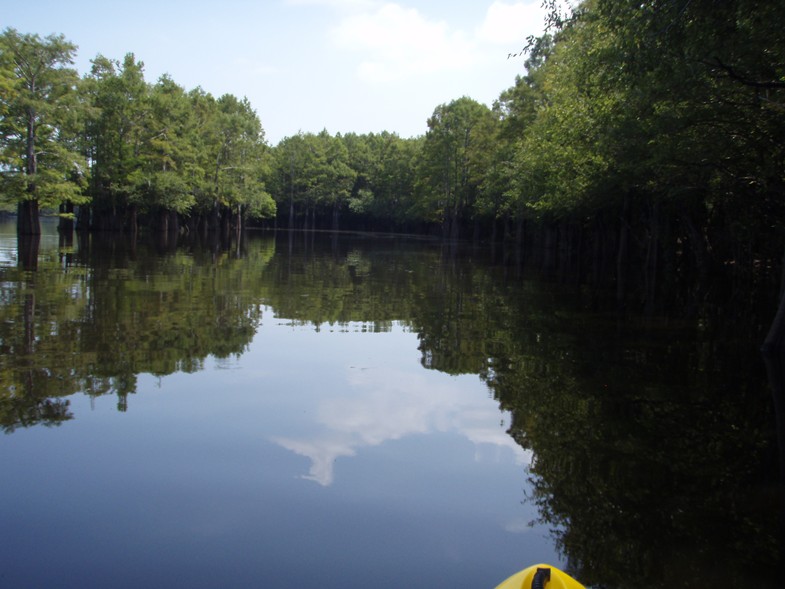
[58,224,73,255]
[763,290,785,351]
[17,233,40,271]
[644,200,660,314]
[682,207,709,283]
[616,195,630,305]
[169,210,180,235]
[76,204,91,232]
[22,287,36,397]
[126,205,137,239]
[158,208,169,234]
[58,202,74,235]
[17,200,41,236]
[571,223,578,278]
[763,245,785,351]
[19,96,41,236]
[450,206,460,241]
[760,347,785,578]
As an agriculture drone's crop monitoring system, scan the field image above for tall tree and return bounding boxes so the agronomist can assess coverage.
[270,131,354,230]
[345,132,422,231]
[271,132,308,229]
[313,131,355,231]
[141,74,195,232]
[205,94,275,231]
[417,97,496,240]
[483,36,552,243]
[82,53,149,231]
[0,28,87,235]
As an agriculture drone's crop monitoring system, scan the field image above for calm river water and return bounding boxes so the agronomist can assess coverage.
[0,218,782,588]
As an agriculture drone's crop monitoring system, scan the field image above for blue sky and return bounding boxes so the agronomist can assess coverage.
[3,0,552,143]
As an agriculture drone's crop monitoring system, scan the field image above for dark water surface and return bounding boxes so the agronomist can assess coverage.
[0,219,782,588]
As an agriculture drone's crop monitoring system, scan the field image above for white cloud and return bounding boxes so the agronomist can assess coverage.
[477,1,547,46]
[273,435,358,486]
[273,365,528,486]
[285,0,376,9]
[504,517,535,533]
[331,3,478,83]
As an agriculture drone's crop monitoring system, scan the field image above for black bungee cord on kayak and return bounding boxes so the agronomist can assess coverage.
[532,567,551,589]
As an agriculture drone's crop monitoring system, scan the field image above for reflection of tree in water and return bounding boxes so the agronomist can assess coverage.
[488,305,783,589]
[262,234,784,588]
[2,225,783,589]
[261,231,436,330]
[0,229,275,430]
[1,396,72,434]
[1,229,500,429]
[258,233,785,588]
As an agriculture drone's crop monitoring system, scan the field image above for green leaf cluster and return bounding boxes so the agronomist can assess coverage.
[5,0,785,298]
[82,55,275,229]
[0,29,276,235]
[0,28,88,227]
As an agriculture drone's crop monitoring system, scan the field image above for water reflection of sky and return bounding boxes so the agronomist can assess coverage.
[0,217,63,267]
[237,313,525,482]
[0,221,19,267]
[1,305,558,588]
[273,342,529,487]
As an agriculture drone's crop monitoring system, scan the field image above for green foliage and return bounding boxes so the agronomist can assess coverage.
[82,54,274,228]
[0,229,276,426]
[0,38,16,119]
[0,28,89,228]
[341,131,422,228]
[200,93,274,219]
[269,130,427,231]
[4,1,784,290]
[270,130,355,228]
[142,74,195,214]
[512,0,785,235]
[416,97,498,238]
[82,53,149,213]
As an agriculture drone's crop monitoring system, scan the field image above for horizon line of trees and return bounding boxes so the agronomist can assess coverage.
[0,30,275,238]
[2,0,784,333]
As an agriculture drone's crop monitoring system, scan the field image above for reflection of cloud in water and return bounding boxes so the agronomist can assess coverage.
[504,517,535,534]
[274,435,358,486]
[273,366,529,486]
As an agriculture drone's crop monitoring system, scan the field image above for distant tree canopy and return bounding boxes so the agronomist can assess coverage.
[0,29,87,233]
[0,30,275,236]
[1,0,784,316]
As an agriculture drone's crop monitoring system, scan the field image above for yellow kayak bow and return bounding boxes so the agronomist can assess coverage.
[494,563,585,589]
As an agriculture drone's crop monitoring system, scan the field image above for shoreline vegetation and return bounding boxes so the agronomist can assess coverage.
[1,0,784,344]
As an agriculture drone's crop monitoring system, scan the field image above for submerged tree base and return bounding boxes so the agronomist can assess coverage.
[17,201,41,236]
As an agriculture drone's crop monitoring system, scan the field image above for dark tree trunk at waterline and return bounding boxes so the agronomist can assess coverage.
[17,200,41,236]
[17,233,40,271]
[58,202,74,235]
[762,245,785,352]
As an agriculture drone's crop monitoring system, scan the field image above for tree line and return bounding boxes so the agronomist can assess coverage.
[0,31,275,237]
[1,0,784,323]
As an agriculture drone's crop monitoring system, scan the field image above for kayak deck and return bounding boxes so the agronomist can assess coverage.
[494,563,585,589]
